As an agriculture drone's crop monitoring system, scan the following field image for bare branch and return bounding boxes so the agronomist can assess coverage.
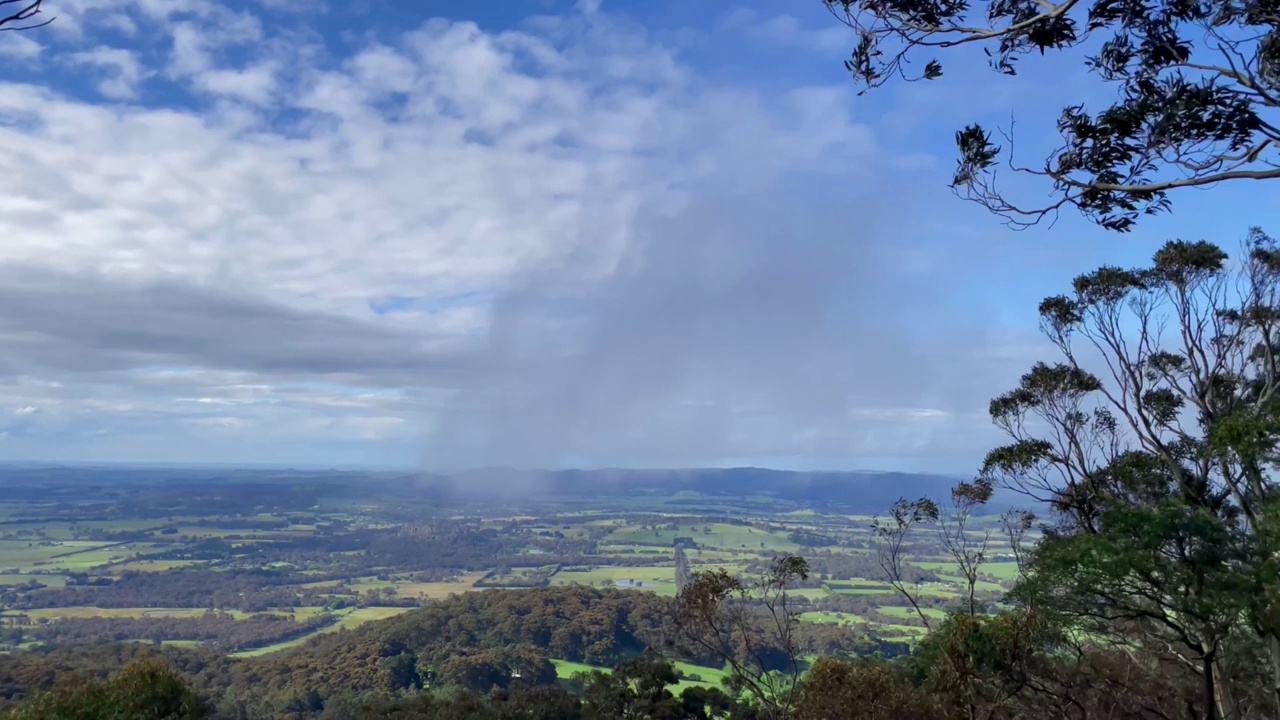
[0,0,53,32]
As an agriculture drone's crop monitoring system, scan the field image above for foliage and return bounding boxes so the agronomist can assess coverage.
[0,610,337,653]
[793,657,941,720]
[874,478,999,626]
[982,228,1280,717]
[824,0,1280,230]
[671,556,810,720]
[0,657,206,720]
[578,653,747,720]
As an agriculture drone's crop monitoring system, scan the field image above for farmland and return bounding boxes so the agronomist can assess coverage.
[0,466,1023,668]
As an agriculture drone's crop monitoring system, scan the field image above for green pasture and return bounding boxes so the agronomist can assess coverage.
[672,661,732,695]
[597,545,671,556]
[106,559,204,573]
[605,523,799,552]
[551,658,730,696]
[822,580,895,595]
[12,607,203,620]
[0,573,67,587]
[798,611,865,626]
[0,540,130,572]
[552,566,678,594]
[229,607,410,658]
[786,588,832,600]
[552,659,603,679]
[877,624,930,643]
[878,606,948,621]
[936,574,1005,593]
[914,560,1020,581]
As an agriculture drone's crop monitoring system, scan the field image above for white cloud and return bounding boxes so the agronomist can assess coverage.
[258,0,325,12]
[0,34,43,60]
[718,8,849,55]
[69,46,149,99]
[193,63,279,104]
[187,415,248,429]
[305,415,409,440]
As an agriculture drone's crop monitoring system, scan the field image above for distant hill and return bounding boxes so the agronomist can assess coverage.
[425,467,1031,513]
[0,464,1033,514]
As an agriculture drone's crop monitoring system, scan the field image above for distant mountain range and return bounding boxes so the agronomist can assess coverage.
[424,467,1032,512]
[0,464,1034,513]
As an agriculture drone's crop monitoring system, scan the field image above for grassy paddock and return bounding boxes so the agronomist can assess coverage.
[551,658,730,696]
[878,606,948,620]
[551,566,680,595]
[798,611,866,626]
[9,607,199,620]
[106,560,204,574]
[229,607,411,658]
[605,523,800,553]
[914,560,1020,581]
[0,574,67,587]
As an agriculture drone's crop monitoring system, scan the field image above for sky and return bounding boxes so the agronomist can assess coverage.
[0,0,1274,472]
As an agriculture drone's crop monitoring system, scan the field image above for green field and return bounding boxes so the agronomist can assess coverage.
[326,573,488,599]
[936,574,1005,593]
[229,607,411,658]
[798,611,865,625]
[552,566,679,593]
[878,606,948,621]
[0,475,1024,662]
[551,658,731,696]
[823,581,895,594]
[914,560,1020,581]
[605,523,800,552]
[0,574,67,588]
[106,560,203,573]
[552,659,604,679]
[879,624,930,643]
[10,607,206,620]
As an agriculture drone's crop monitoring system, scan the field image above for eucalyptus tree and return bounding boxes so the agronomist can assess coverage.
[983,228,1280,718]
[824,0,1280,230]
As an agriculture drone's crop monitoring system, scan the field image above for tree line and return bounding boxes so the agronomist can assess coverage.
[0,610,338,654]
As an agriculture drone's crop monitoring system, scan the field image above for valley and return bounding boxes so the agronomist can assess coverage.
[0,466,1017,673]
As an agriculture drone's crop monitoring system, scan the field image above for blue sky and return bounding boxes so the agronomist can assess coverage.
[0,0,1273,472]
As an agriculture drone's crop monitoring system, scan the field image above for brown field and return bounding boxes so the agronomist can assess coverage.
[6,607,203,620]
[395,574,488,598]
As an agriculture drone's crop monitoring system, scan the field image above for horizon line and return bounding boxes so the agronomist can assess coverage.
[0,460,970,477]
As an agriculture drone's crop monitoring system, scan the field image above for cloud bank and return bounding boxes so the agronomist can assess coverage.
[0,0,1039,469]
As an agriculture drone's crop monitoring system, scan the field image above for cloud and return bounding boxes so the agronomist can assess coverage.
[0,266,463,381]
[718,8,849,55]
[423,180,1024,471]
[0,34,43,60]
[69,46,149,98]
[0,1,1031,469]
[258,0,327,12]
[186,415,247,429]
